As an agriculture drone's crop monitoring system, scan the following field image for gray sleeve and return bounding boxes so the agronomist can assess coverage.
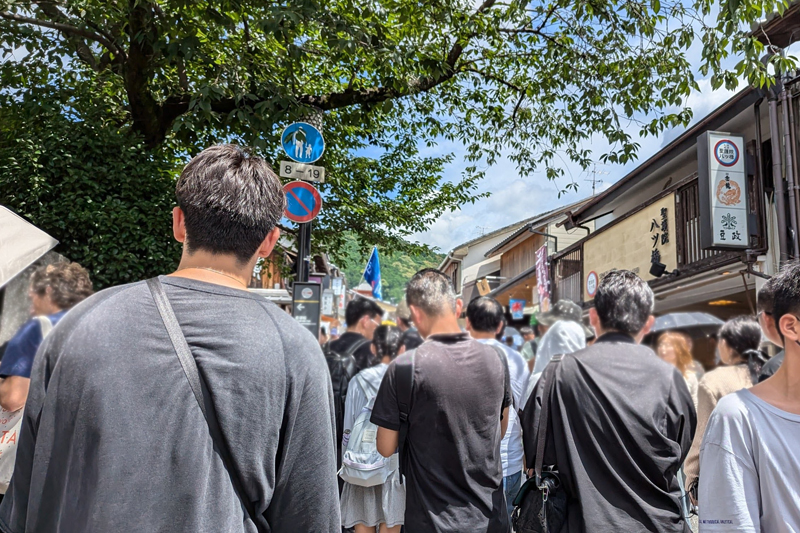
[698,409,760,530]
[0,326,56,532]
[265,332,340,532]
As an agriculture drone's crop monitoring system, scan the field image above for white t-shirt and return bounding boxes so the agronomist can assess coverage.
[478,339,529,476]
[699,389,800,532]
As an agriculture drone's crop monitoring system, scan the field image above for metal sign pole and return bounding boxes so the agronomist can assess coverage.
[296,220,312,282]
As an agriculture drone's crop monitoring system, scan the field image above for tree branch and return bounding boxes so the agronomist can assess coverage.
[463,67,523,92]
[0,10,122,57]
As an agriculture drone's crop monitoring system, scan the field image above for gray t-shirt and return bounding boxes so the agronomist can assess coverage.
[0,276,340,533]
[699,389,800,531]
[370,332,512,533]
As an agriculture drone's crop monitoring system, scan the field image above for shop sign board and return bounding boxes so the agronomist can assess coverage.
[322,289,335,316]
[697,131,749,250]
[582,193,677,301]
[292,282,321,338]
[535,245,551,312]
[510,299,525,320]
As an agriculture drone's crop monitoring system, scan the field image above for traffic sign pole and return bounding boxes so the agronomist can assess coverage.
[296,220,312,282]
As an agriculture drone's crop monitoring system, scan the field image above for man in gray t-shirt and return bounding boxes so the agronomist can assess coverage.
[699,262,800,531]
[0,145,340,532]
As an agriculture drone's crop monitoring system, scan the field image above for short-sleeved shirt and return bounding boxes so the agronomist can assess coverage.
[0,276,340,533]
[699,389,800,531]
[370,332,512,533]
[0,311,66,379]
[478,339,529,476]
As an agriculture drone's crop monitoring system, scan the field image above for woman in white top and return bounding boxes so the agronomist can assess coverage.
[340,326,406,533]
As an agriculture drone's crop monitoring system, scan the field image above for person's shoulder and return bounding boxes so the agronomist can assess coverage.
[8,317,41,344]
[710,391,752,424]
[255,300,322,354]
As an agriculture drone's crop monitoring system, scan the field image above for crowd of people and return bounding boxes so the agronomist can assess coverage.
[0,144,798,532]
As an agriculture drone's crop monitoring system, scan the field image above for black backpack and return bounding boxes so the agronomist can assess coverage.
[323,338,370,463]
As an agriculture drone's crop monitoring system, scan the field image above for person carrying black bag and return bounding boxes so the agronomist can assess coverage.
[520,270,696,533]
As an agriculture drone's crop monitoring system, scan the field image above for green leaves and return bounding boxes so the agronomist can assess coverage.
[1,0,795,286]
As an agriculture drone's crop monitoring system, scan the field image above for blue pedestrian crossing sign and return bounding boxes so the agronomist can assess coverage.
[281,122,325,164]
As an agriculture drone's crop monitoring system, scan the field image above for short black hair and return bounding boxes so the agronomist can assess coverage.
[771,262,800,340]
[373,325,404,360]
[718,316,762,359]
[757,276,778,313]
[594,270,654,336]
[466,296,505,333]
[520,326,534,337]
[345,297,383,327]
[406,269,457,316]
[175,144,286,264]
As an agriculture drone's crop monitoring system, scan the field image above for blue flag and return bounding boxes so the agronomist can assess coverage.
[363,246,383,300]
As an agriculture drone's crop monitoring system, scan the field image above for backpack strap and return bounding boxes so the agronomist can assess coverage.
[535,354,563,485]
[395,349,415,484]
[343,337,371,359]
[146,278,263,532]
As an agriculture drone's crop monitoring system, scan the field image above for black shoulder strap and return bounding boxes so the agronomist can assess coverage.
[147,278,262,531]
[395,349,415,483]
[535,354,563,483]
[343,337,371,359]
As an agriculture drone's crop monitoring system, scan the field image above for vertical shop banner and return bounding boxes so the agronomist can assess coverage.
[698,131,749,249]
[535,245,551,312]
[363,246,383,300]
[510,299,526,320]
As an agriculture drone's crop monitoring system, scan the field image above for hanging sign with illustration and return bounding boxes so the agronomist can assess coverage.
[697,131,749,250]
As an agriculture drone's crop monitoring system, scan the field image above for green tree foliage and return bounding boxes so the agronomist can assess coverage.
[337,237,443,303]
[0,0,794,287]
[0,92,181,288]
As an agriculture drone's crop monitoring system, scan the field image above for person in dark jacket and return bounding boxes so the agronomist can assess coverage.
[522,270,696,533]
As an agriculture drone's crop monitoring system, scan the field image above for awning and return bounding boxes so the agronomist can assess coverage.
[487,265,538,306]
[249,288,293,305]
[0,206,58,289]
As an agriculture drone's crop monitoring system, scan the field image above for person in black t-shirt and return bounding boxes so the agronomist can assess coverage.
[371,269,512,533]
[330,298,384,372]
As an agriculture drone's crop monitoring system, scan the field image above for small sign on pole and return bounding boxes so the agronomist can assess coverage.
[292,282,322,338]
[697,131,750,250]
[281,122,325,164]
[283,181,323,223]
[280,160,325,183]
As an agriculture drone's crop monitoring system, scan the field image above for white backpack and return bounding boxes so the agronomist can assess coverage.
[338,376,398,487]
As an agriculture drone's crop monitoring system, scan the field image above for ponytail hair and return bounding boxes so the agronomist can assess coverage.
[372,325,403,361]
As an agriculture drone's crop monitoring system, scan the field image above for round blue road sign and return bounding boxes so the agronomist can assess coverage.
[283,181,322,223]
[281,122,325,164]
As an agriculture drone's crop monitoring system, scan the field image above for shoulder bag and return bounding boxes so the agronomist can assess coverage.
[512,355,567,533]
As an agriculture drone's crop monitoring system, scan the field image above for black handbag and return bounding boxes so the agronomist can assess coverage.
[512,355,567,533]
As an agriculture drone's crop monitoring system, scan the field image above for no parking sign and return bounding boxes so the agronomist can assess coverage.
[283,181,322,223]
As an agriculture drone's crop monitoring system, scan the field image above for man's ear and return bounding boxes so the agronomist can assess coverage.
[455,298,464,317]
[495,321,505,335]
[173,206,186,243]
[779,313,800,342]
[256,227,281,259]
[642,315,655,336]
[589,308,600,331]
[465,318,473,332]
